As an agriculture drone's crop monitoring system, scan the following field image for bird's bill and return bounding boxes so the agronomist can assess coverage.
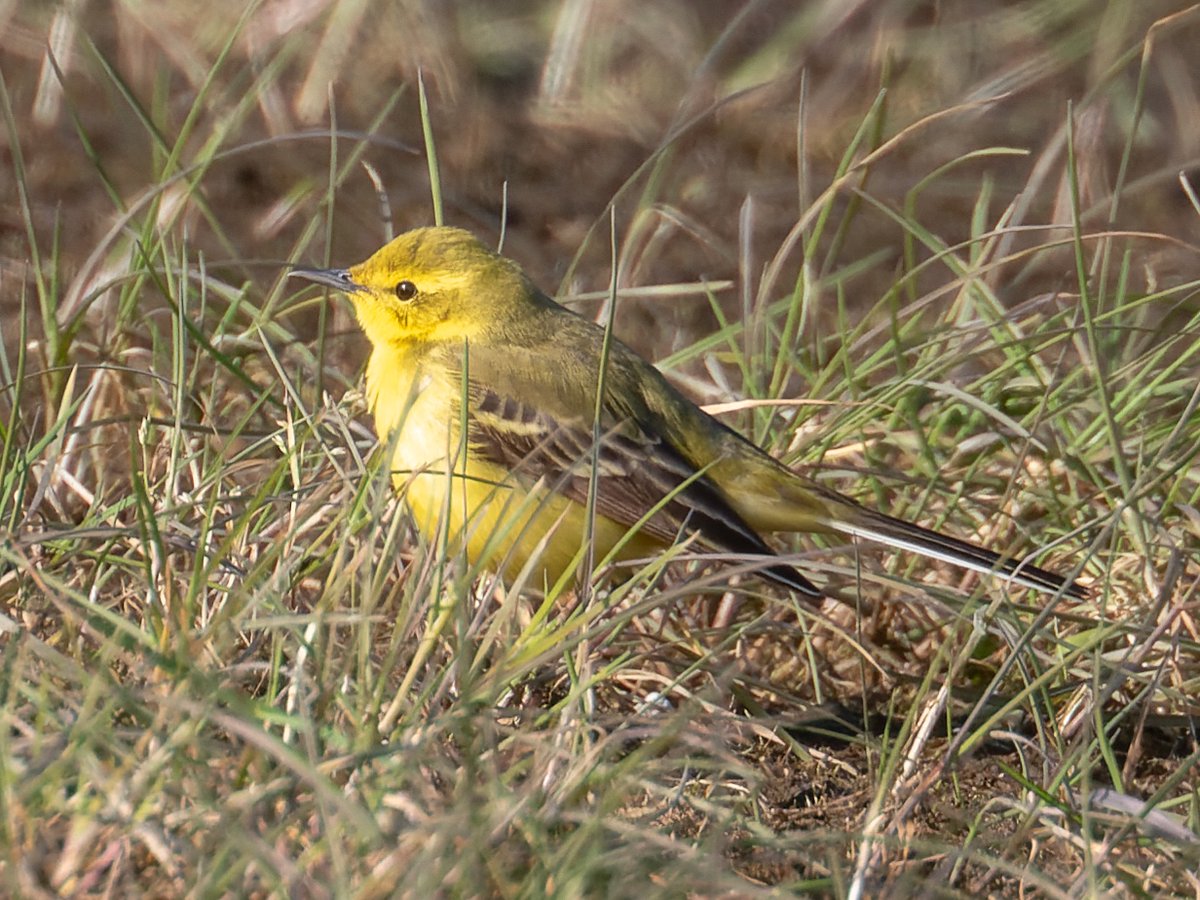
[287,266,364,292]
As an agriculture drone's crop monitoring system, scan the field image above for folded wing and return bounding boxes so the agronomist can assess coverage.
[466,383,822,598]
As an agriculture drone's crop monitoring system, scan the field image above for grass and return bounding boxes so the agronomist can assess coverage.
[2,0,1200,896]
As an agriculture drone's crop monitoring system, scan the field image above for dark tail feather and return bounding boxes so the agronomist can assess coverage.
[826,506,1088,599]
[762,560,824,599]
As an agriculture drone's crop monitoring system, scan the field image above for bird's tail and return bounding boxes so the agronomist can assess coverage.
[819,499,1089,599]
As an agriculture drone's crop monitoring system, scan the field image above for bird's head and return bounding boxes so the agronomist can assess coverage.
[290,226,537,347]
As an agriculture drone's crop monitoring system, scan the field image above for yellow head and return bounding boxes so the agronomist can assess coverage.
[290,226,542,347]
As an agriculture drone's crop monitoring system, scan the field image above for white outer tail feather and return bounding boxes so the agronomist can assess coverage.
[823,515,1079,597]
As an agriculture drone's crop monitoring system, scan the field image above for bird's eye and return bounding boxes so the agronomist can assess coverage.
[394,280,417,301]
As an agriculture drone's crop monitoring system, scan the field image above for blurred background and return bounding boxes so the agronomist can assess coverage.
[4,0,1197,377]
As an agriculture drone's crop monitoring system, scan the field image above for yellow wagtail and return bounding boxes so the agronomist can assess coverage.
[291,226,1086,601]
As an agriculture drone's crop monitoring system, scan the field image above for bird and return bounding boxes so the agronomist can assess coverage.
[289,226,1086,602]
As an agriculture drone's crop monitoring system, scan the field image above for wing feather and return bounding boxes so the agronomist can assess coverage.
[467,382,820,597]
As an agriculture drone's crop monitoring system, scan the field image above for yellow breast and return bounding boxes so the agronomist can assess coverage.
[365,344,656,589]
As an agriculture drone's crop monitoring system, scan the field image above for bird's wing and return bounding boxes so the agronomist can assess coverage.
[464,381,821,597]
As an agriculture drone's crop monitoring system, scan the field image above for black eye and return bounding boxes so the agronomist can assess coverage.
[394,280,417,300]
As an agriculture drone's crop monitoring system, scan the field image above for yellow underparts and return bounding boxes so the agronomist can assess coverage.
[366,343,659,589]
